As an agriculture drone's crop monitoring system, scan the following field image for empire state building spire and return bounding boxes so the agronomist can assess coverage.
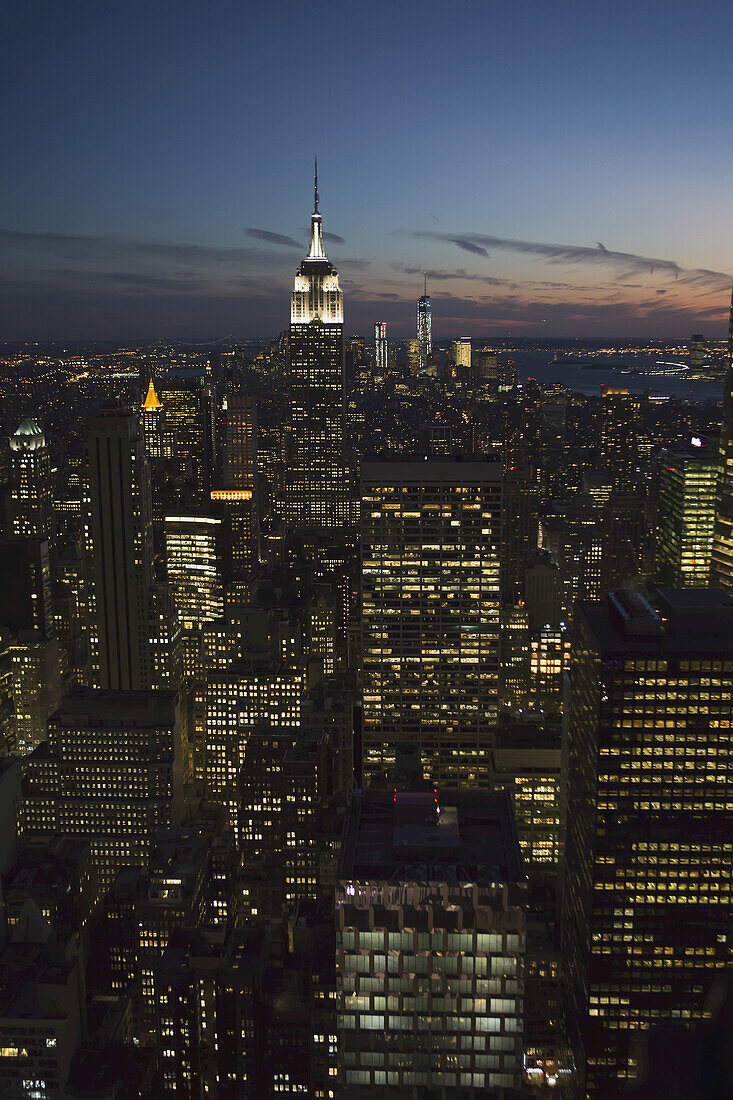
[292,164,343,323]
[307,155,326,261]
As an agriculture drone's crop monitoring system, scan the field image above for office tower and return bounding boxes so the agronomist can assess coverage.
[240,726,329,918]
[600,385,640,492]
[711,288,733,589]
[285,166,349,530]
[601,494,649,594]
[499,356,518,393]
[223,393,257,493]
[106,829,210,1045]
[450,336,471,369]
[85,408,154,691]
[140,377,163,458]
[165,510,228,675]
[655,440,717,587]
[158,381,216,500]
[563,589,733,1096]
[374,321,387,374]
[336,786,526,1094]
[688,333,706,368]
[9,418,53,544]
[203,661,303,840]
[477,349,499,396]
[22,689,185,891]
[361,457,501,786]
[0,537,62,754]
[405,338,420,375]
[540,502,603,622]
[501,466,540,606]
[417,274,432,373]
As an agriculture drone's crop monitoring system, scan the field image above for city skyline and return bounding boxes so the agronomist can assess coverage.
[3,1,733,340]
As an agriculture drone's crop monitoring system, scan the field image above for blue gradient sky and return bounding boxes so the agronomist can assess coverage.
[2,0,732,340]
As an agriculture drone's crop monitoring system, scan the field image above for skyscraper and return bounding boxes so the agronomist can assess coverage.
[600,385,640,492]
[158,381,216,501]
[655,439,717,587]
[417,274,432,373]
[140,377,163,459]
[223,393,257,493]
[85,408,154,691]
[285,164,349,530]
[711,287,733,589]
[9,419,52,544]
[336,785,526,1094]
[450,336,471,370]
[361,457,502,786]
[563,588,733,1095]
[22,689,185,891]
[374,321,387,374]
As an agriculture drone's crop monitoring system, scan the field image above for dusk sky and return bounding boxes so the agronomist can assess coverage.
[3,0,733,341]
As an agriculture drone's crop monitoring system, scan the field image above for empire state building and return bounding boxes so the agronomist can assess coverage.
[284,166,349,529]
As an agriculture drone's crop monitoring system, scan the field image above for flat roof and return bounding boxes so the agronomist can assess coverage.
[51,689,178,727]
[338,788,523,884]
[361,457,502,483]
[579,588,733,656]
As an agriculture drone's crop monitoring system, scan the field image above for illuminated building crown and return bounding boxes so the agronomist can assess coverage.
[291,160,343,325]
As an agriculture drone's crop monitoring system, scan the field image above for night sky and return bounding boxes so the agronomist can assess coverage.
[3,0,733,341]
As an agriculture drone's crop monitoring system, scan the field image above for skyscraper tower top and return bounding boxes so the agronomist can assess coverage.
[10,419,45,452]
[304,154,328,265]
[141,378,162,412]
[292,164,343,324]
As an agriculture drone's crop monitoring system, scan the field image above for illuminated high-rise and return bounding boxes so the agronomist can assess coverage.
[336,786,526,1094]
[711,287,733,589]
[9,419,53,544]
[374,321,387,374]
[417,274,432,373]
[655,440,717,587]
[285,164,349,530]
[361,457,501,786]
[563,589,733,1096]
[450,336,471,369]
[165,510,228,676]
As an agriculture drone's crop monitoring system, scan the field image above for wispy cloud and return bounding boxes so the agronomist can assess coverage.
[245,227,301,249]
[324,231,346,245]
[408,230,731,290]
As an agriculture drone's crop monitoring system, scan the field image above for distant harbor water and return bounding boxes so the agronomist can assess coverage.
[514,352,724,402]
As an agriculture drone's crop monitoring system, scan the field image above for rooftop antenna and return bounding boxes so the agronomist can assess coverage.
[424,271,428,297]
[314,155,319,214]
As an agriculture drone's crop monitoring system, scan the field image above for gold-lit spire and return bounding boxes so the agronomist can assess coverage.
[142,378,162,412]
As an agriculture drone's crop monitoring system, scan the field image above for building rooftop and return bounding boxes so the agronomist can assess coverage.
[579,588,733,655]
[51,689,179,728]
[338,788,523,884]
